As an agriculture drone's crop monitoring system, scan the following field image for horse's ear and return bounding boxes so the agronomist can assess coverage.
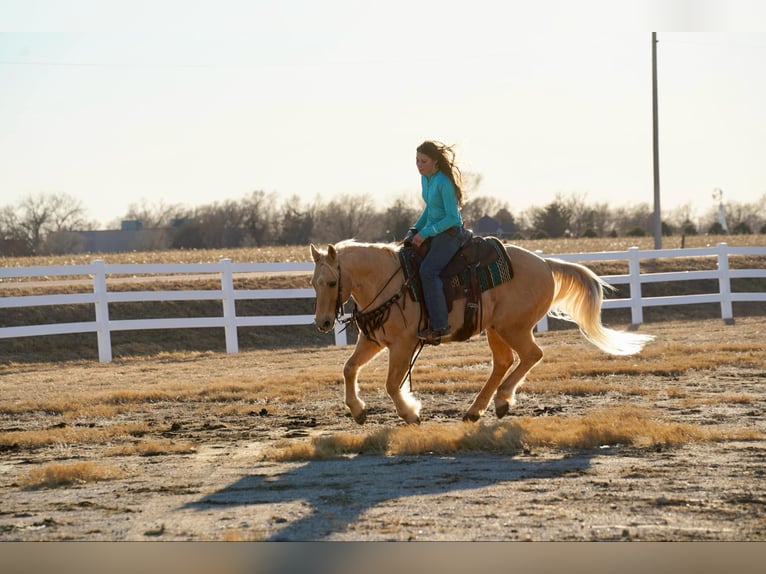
[327,244,337,261]
[310,244,322,262]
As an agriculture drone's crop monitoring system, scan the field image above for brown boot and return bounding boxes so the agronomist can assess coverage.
[417,326,451,345]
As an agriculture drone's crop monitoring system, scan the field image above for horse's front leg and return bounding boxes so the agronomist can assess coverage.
[343,336,383,424]
[386,343,422,424]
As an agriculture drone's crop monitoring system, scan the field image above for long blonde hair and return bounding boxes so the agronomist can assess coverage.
[417,140,464,207]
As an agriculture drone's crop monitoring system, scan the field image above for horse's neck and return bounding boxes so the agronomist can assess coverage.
[341,245,401,307]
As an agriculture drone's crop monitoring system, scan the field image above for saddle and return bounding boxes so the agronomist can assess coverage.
[399,232,514,342]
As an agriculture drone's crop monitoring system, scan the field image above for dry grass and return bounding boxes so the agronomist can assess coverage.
[2,235,764,269]
[18,461,125,489]
[1,319,763,434]
[0,423,149,450]
[0,377,313,421]
[1,317,763,479]
[106,439,196,457]
[263,406,764,461]
[677,394,758,408]
[520,379,654,397]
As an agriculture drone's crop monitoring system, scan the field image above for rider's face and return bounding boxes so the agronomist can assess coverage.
[416,152,438,177]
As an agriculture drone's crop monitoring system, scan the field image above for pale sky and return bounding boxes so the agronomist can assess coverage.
[1,1,765,227]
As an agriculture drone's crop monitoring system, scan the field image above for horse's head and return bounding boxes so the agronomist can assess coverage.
[310,243,343,333]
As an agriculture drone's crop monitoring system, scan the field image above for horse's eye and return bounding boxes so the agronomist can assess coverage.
[328,281,337,288]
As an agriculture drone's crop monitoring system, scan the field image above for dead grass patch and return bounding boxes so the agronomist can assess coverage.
[521,379,655,397]
[18,461,125,489]
[0,422,148,450]
[106,439,196,457]
[534,344,763,380]
[514,406,761,449]
[677,394,758,408]
[396,380,481,394]
[263,406,764,461]
[0,377,303,420]
[220,527,269,542]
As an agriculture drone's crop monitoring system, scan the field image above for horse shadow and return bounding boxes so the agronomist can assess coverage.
[181,450,594,541]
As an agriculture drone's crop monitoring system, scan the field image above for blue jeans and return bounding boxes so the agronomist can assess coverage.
[420,228,464,331]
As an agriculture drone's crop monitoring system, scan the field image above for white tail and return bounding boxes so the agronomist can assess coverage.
[546,258,654,356]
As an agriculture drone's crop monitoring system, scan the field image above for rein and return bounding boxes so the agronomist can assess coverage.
[337,264,405,344]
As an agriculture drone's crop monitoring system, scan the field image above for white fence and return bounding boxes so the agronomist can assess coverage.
[534,242,765,332]
[1,242,764,363]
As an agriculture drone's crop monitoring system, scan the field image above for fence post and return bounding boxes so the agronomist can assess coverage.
[92,259,112,363]
[220,258,239,353]
[716,242,734,324]
[333,319,348,346]
[534,249,549,332]
[627,247,643,326]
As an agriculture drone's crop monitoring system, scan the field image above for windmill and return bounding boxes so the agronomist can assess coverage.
[713,188,728,233]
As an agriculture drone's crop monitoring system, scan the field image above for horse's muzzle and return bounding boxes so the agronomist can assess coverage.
[315,317,334,333]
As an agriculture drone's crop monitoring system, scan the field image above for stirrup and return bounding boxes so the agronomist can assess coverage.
[417,326,451,345]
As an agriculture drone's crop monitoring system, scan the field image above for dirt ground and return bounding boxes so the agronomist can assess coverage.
[1,317,765,541]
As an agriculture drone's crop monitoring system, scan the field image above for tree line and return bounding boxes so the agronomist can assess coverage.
[1,190,765,256]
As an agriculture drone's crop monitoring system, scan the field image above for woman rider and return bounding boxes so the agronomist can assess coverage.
[407,140,466,343]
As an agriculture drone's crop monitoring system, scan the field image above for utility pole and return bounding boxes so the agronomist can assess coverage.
[652,32,662,249]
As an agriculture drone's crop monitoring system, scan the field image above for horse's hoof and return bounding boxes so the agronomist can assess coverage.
[495,403,510,419]
[462,413,480,423]
[353,410,368,425]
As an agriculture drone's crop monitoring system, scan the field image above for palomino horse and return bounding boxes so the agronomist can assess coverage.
[310,240,653,425]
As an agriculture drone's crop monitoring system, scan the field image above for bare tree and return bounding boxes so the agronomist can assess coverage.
[461,195,507,228]
[313,193,380,243]
[382,196,419,242]
[0,205,29,255]
[241,190,279,246]
[665,203,698,236]
[561,193,594,237]
[124,199,188,228]
[461,171,483,197]
[3,193,90,254]
[724,198,765,235]
[589,202,613,237]
[194,200,249,248]
[606,203,650,236]
[279,194,316,245]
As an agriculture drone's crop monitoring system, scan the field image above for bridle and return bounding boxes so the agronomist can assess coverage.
[332,263,345,323]
[312,260,345,328]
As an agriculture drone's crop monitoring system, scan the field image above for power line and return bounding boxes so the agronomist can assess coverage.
[0,59,258,69]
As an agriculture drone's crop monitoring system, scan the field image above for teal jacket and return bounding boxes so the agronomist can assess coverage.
[413,170,463,238]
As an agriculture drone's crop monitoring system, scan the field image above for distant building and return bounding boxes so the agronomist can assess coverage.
[120,219,144,231]
[77,228,170,253]
[473,215,503,237]
[47,221,171,253]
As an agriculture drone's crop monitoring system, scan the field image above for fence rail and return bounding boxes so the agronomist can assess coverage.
[1,242,764,362]
[533,243,765,332]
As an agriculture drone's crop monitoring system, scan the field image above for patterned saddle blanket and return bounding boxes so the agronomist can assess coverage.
[398,235,514,340]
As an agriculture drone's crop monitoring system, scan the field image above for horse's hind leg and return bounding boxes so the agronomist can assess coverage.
[343,337,383,424]
[492,327,543,418]
[463,329,515,422]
